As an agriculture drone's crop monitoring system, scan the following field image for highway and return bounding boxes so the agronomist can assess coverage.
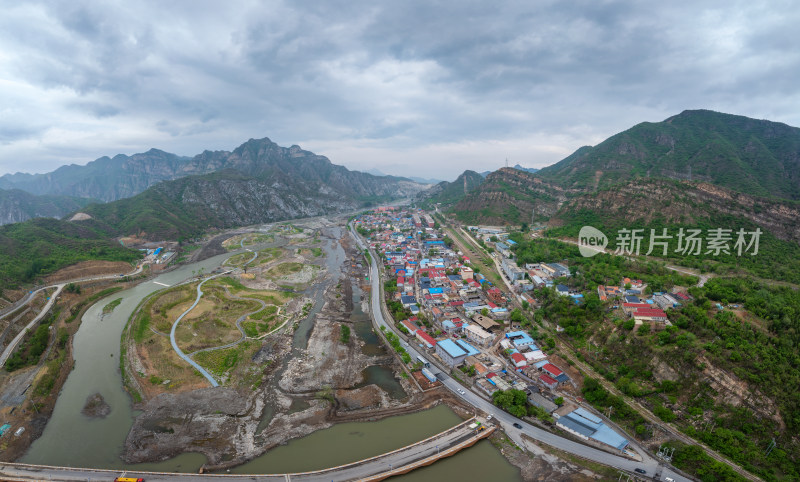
[348,222,691,482]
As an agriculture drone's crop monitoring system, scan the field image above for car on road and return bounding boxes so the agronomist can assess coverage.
[634,468,646,474]
[457,389,466,395]
[512,422,522,429]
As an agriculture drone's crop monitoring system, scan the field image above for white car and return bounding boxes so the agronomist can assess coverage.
[457,389,466,395]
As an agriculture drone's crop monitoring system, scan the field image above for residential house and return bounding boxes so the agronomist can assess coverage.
[465,323,493,346]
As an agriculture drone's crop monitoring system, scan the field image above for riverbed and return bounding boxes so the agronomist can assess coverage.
[20,222,520,479]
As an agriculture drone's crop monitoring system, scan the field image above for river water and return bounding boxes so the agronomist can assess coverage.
[21,224,520,479]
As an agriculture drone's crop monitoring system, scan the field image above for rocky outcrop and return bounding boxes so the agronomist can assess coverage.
[558,179,800,244]
[0,138,426,204]
[0,188,95,226]
[449,168,573,225]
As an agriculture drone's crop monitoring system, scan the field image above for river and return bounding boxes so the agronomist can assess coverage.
[21,223,520,479]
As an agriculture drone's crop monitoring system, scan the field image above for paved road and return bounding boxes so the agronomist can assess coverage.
[349,222,690,482]
[168,272,234,387]
[0,417,487,481]
[0,284,65,368]
[0,261,147,367]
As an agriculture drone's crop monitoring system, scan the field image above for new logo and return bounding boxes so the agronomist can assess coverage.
[578,226,607,257]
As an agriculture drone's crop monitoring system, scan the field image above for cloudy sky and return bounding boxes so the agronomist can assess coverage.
[1,1,798,180]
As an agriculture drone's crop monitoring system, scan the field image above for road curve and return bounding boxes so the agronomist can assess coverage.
[348,222,691,482]
[169,275,227,387]
[0,284,65,368]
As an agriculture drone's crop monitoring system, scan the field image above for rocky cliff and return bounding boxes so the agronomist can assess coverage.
[0,137,425,203]
[0,188,96,225]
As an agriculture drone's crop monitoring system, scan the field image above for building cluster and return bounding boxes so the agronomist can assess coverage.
[354,210,572,405]
[600,278,691,331]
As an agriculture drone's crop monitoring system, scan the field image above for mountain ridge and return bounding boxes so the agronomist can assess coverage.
[0,137,423,204]
[536,109,800,200]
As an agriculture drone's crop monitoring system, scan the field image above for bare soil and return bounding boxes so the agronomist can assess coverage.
[43,260,132,283]
[121,224,475,471]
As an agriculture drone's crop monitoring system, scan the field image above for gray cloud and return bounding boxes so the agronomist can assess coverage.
[0,0,798,179]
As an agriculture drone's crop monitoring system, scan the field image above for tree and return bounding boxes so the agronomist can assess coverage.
[554,396,564,406]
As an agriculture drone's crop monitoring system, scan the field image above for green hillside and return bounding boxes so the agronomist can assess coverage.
[537,110,800,200]
[418,170,485,208]
[0,218,140,289]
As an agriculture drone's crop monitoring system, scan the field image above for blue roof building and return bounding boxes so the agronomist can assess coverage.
[557,407,629,451]
[436,339,468,367]
[455,339,480,357]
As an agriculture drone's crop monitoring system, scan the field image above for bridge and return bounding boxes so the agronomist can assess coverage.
[0,418,494,481]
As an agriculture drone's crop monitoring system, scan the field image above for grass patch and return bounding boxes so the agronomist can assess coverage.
[340,324,351,344]
[102,297,123,314]
[268,262,304,277]
[194,343,250,376]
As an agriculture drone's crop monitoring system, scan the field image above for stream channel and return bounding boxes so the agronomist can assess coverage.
[20,225,519,479]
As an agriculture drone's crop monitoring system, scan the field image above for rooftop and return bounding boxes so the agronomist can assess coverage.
[438,338,467,358]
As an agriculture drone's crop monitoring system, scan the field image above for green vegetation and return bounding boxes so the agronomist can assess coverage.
[194,343,252,377]
[542,265,800,479]
[548,198,800,285]
[65,286,124,324]
[536,109,800,200]
[491,389,554,423]
[419,170,484,208]
[6,306,61,372]
[340,324,351,344]
[102,297,123,314]
[0,217,140,288]
[383,329,412,364]
[267,262,304,277]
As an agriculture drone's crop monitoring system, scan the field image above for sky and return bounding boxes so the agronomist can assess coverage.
[1,1,799,181]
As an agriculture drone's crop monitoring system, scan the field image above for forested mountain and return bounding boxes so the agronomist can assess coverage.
[417,170,485,207]
[77,167,377,240]
[536,110,800,200]
[0,189,96,226]
[446,168,572,225]
[0,218,139,289]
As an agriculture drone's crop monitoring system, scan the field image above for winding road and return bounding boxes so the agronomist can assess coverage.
[0,262,145,369]
[167,241,268,386]
[169,275,228,387]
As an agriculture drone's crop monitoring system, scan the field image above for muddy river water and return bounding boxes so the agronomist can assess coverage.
[21,225,519,480]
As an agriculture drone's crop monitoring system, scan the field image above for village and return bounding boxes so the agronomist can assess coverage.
[353,207,694,458]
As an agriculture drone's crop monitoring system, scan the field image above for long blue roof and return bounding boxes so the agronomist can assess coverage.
[455,339,480,357]
[438,339,467,358]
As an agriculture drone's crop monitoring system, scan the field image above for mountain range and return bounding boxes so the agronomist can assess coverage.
[0,137,425,286]
[426,110,800,224]
[421,110,800,284]
[0,138,426,227]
